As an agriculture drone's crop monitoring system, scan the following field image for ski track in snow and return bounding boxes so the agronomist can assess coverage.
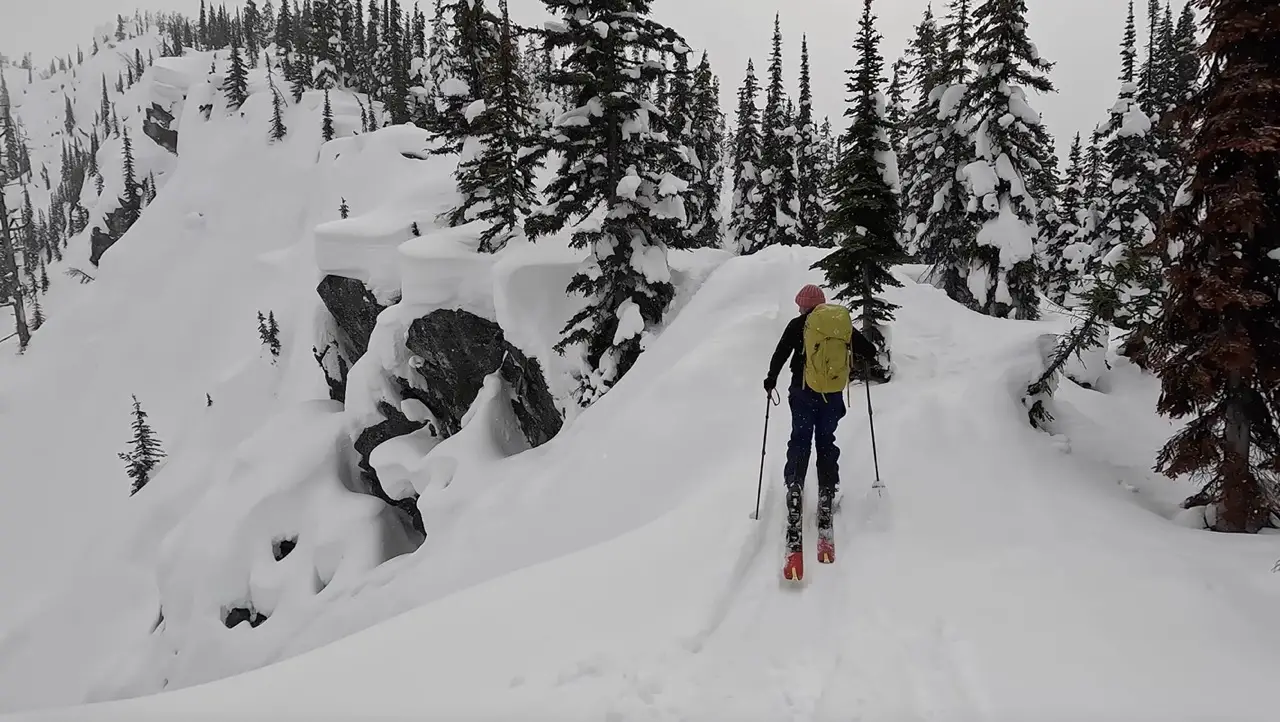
[578,284,998,722]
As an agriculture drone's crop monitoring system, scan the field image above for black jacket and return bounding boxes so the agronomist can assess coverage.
[766,311,878,391]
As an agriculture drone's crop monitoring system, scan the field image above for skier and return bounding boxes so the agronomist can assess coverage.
[763,284,877,580]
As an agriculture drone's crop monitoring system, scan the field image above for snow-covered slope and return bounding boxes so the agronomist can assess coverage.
[5,243,1280,721]
[3,17,1280,722]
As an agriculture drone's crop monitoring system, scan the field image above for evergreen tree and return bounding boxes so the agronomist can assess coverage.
[100,75,112,134]
[447,0,542,252]
[794,37,824,247]
[267,311,282,357]
[310,0,340,89]
[813,0,907,380]
[747,15,797,251]
[1026,0,1169,427]
[224,41,251,110]
[119,395,165,495]
[1043,132,1086,303]
[424,0,497,151]
[199,0,210,49]
[1147,0,1280,533]
[245,0,263,62]
[886,58,907,153]
[728,59,763,253]
[904,0,978,305]
[322,90,335,141]
[1172,3,1199,102]
[115,127,142,235]
[64,96,76,135]
[525,0,695,406]
[689,53,725,249]
[268,62,289,141]
[276,0,295,57]
[955,0,1054,320]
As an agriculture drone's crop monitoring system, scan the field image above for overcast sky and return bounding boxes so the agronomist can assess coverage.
[3,0,1142,158]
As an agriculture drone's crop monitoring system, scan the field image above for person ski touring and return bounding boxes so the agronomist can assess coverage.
[764,284,877,581]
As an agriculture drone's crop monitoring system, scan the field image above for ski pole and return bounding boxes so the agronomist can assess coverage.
[864,356,884,495]
[752,389,780,520]
[860,263,884,496]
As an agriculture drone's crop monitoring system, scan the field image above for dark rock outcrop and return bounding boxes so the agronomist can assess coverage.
[89,227,114,266]
[143,103,178,155]
[352,394,433,537]
[317,275,386,361]
[406,309,562,447]
[222,605,267,629]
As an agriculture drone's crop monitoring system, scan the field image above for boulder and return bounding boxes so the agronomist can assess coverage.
[406,309,562,448]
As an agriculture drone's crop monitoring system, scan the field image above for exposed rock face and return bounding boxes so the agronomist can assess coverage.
[317,275,386,362]
[406,309,562,448]
[89,227,114,267]
[143,103,178,155]
[353,393,433,537]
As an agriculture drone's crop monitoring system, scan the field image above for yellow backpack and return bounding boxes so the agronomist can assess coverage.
[803,304,852,395]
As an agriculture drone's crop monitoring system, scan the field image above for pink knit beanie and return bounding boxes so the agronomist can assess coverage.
[795,284,826,311]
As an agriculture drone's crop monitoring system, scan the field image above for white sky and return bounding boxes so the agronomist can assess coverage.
[3,0,1141,158]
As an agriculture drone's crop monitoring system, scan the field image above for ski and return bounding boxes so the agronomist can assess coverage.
[783,551,804,581]
[817,530,835,564]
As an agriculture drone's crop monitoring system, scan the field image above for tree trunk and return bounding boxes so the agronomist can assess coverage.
[1216,374,1267,533]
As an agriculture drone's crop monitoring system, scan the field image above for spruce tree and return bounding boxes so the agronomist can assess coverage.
[424,0,497,152]
[1147,0,1280,533]
[245,0,263,62]
[728,59,763,253]
[689,53,725,249]
[447,0,543,253]
[746,15,797,251]
[794,38,824,247]
[525,0,695,406]
[904,0,978,305]
[1043,132,1086,304]
[64,96,76,135]
[664,50,701,245]
[268,68,289,142]
[886,58,907,153]
[1026,0,1170,426]
[322,90,335,141]
[813,0,907,379]
[224,41,250,110]
[955,0,1054,320]
[310,0,340,89]
[117,127,141,231]
[119,395,165,495]
[100,76,112,135]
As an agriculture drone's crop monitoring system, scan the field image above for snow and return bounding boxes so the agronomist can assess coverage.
[463,99,487,125]
[962,160,1000,199]
[1008,89,1041,126]
[612,298,645,345]
[438,77,470,98]
[1118,105,1153,138]
[4,242,1279,721]
[4,25,1280,722]
[936,83,968,120]
[616,173,642,200]
[977,200,1036,266]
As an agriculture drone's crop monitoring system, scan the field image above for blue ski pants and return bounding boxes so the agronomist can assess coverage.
[784,386,846,495]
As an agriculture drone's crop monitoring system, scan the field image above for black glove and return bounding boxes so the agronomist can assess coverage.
[764,376,776,393]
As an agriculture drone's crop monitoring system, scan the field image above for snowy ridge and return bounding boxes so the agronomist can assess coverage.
[3,246,1279,721]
